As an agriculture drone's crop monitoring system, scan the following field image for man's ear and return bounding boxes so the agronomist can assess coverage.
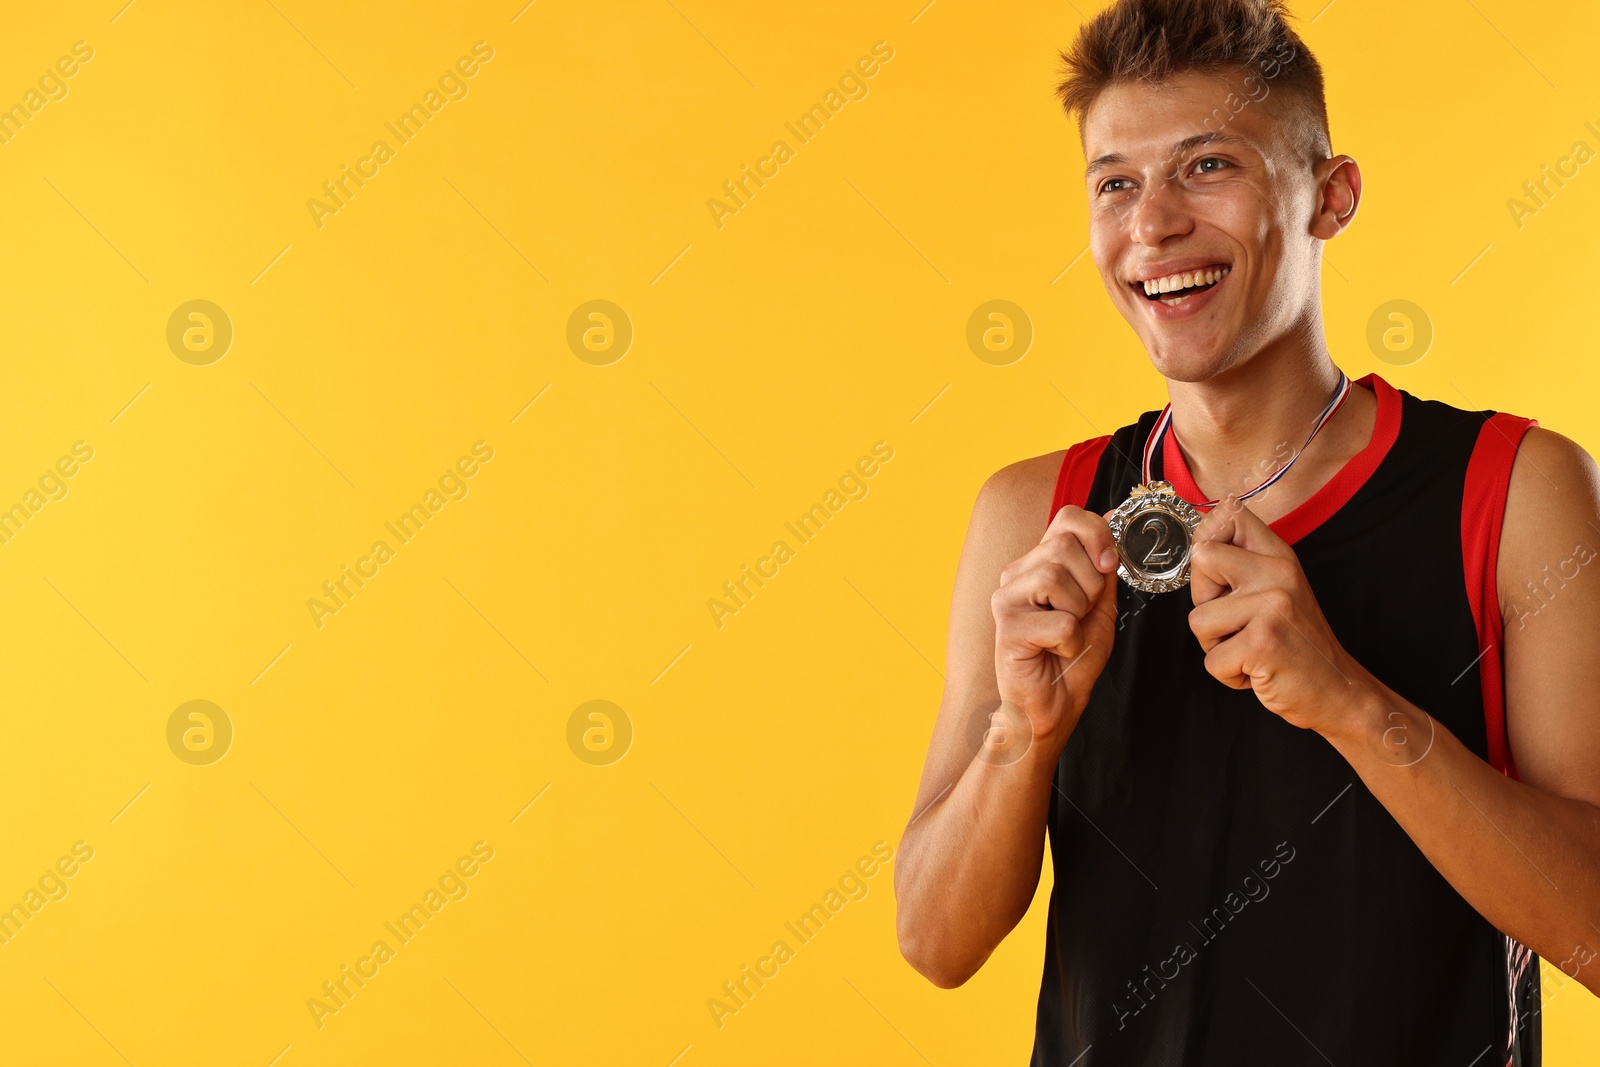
[1310,154,1361,240]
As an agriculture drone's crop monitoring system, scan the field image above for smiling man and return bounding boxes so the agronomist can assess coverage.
[893,1,1600,1064]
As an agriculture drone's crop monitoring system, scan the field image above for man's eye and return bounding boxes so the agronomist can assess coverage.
[1099,178,1132,194]
[1195,157,1230,174]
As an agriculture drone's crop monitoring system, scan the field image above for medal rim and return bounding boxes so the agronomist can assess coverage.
[1108,481,1204,594]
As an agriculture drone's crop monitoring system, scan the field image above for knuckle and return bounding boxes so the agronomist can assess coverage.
[1263,587,1294,615]
[1048,505,1083,534]
[1052,619,1082,655]
[1252,621,1281,653]
[1045,530,1077,554]
[1079,510,1113,541]
[1000,552,1031,583]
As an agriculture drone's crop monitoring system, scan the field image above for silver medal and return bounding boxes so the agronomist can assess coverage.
[1108,481,1203,594]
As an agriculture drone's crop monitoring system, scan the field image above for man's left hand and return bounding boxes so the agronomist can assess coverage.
[1187,496,1374,734]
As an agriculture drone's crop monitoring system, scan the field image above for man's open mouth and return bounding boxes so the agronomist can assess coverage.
[1130,265,1231,307]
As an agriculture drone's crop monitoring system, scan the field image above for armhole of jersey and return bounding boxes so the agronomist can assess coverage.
[1049,435,1113,531]
[1046,435,1112,831]
[1461,412,1538,780]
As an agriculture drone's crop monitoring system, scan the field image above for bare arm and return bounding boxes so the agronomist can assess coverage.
[1187,427,1600,995]
[894,453,1118,988]
[1316,427,1600,993]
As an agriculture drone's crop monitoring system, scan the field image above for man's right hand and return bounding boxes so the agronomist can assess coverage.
[897,457,1118,988]
[992,504,1120,742]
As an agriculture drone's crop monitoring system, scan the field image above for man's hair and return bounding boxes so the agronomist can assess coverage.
[1055,0,1331,160]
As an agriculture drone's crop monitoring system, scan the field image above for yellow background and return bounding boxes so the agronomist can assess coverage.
[1,0,1596,1062]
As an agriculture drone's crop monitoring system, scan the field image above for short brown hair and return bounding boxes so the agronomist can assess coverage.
[1056,0,1331,159]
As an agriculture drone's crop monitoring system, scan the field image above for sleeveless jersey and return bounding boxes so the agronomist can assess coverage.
[1031,373,1542,1066]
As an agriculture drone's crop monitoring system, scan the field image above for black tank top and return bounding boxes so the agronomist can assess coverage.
[1031,373,1541,1066]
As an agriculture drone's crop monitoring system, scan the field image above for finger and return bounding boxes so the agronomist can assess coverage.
[1201,632,1253,690]
[1002,525,1109,604]
[1194,494,1296,560]
[1041,504,1119,574]
[1187,590,1262,652]
[1001,607,1092,664]
[1190,539,1283,606]
[992,561,1092,618]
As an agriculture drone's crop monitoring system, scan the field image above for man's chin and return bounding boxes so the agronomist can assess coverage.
[1144,342,1239,384]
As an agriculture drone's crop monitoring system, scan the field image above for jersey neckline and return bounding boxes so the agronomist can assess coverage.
[1159,371,1402,546]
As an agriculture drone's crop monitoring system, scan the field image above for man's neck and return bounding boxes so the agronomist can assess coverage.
[1164,337,1362,509]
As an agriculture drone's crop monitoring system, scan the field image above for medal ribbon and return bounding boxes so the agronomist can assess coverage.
[1141,370,1352,509]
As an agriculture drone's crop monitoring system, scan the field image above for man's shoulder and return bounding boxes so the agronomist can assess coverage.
[977,436,1117,534]
[1507,424,1588,473]
[978,450,1069,525]
[1501,426,1599,567]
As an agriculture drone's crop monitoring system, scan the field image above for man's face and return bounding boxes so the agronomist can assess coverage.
[1082,70,1322,382]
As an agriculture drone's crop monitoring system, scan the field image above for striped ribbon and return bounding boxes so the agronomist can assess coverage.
[1141,369,1353,509]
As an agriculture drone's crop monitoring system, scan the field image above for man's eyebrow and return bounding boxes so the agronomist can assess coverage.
[1084,132,1254,178]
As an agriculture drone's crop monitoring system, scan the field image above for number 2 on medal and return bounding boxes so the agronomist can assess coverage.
[1139,516,1178,565]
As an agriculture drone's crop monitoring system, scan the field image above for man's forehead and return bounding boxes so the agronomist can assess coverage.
[1081,73,1282,169]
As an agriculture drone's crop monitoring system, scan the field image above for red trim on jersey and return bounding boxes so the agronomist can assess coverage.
[1462,411,1537,780]
[1160,372,1403,545]
[1050,436,1112,528]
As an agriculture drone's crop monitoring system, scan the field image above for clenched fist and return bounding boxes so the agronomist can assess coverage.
[1187,496,1371,734]
[992,504,1121,742]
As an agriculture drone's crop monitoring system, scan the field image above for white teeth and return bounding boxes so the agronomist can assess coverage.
[1138,265,1230,299]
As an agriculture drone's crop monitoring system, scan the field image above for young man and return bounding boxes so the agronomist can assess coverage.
[894,1,1600,1064]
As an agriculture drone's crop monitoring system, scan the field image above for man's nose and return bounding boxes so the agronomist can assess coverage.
[1128,177,1194,246]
